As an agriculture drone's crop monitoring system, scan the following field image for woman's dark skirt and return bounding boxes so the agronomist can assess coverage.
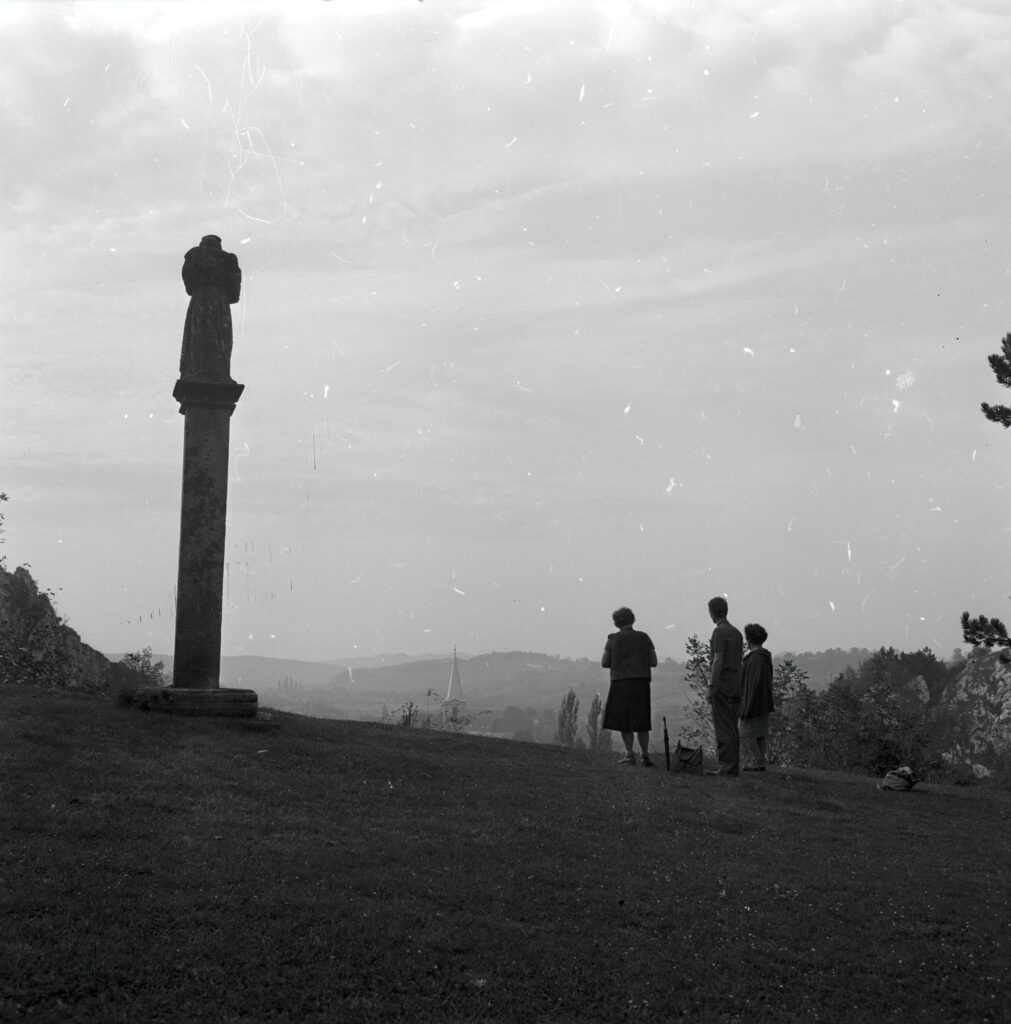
[602,677,652,733]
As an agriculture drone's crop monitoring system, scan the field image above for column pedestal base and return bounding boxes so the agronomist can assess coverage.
[135,687,258,718]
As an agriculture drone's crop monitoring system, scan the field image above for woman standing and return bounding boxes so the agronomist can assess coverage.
[601,607,658,766]
[739,623,775,771]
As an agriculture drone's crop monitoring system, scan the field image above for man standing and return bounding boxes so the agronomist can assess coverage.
[706,596,743,776]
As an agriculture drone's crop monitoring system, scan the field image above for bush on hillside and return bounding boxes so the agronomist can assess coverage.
[112,648,167,706]
[682,634,716,751]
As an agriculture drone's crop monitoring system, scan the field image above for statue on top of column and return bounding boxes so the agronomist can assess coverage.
[179,235,242,383]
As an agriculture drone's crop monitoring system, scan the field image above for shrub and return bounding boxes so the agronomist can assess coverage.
[111,648,167,706]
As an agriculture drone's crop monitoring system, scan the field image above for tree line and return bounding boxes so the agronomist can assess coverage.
[549,637,1007,784]
[681,635,980,779]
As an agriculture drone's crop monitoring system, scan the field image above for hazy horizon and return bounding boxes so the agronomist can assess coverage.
[4,1,1009,665]
[100,641,956,670]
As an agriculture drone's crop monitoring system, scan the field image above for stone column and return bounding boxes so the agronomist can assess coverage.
[171,379,244,688]
[134,378,257,717]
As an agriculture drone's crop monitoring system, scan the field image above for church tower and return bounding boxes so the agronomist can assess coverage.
[441,646,468,727]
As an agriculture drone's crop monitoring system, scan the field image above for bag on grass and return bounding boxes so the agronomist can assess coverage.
[674,741,703,774]
[878,766,917,791]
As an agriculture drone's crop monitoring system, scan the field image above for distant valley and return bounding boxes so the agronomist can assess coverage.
[127,646,881,732]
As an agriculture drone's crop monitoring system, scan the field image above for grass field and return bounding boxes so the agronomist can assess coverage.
[2,686,1008,1023]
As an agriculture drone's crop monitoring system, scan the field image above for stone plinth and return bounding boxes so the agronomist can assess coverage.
[135,686,258,718]
[171,378,245,692]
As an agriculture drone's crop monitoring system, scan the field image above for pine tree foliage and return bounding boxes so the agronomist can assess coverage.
[967,333,1011,648]
[981,332,1011,427]
[960,612,1011,651]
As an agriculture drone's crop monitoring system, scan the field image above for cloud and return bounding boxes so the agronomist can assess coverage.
[3,0,1010,660]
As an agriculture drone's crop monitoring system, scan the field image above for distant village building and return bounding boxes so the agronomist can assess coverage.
[442,647,467,727]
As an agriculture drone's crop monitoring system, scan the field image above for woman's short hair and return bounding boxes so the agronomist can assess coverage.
[612,606,635,628]
[708,596,728,618]
[744,623,768,646]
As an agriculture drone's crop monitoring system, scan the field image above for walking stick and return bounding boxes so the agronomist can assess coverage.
[663,716,671,771]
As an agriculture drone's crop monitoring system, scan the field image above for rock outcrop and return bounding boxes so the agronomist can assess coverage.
[942,648,1011,769]
[0,564,112,694]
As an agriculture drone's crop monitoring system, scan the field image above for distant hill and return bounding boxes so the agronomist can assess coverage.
[105,652,442,689]
[777,648,876,688]
[224,646,882,743]
[129,646,876,709]
[349,651,607,706]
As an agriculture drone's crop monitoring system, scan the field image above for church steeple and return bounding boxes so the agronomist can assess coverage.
[446,646,464,702]
[441,646,467,727]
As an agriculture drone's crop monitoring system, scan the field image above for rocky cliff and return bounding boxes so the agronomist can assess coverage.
[943,648,1011,769]
[0,564,112,694]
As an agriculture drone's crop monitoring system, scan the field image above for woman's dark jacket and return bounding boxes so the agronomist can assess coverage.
[739,647,775,719]
[602,627,657,681]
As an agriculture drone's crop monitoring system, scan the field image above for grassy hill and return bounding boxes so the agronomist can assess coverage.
[3,687,1008,1023]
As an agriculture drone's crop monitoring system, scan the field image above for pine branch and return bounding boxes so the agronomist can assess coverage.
[987,351,1011,389]
[981,332,1011,423]
[960,611,1011,650]
[981,402,1011,427]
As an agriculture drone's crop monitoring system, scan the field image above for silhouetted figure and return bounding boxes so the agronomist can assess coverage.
[602,606,658,767]
[179,235,241,382]
[739,623,775,771]
[706,596,743,776]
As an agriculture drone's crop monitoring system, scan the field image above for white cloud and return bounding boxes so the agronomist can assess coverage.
[3,0,1009,659]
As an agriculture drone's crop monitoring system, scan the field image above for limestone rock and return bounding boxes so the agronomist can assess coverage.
[0,564,112,693]
[942,649,1011,768]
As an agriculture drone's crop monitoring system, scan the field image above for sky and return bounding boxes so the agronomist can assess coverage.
[3,0,1010,664]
